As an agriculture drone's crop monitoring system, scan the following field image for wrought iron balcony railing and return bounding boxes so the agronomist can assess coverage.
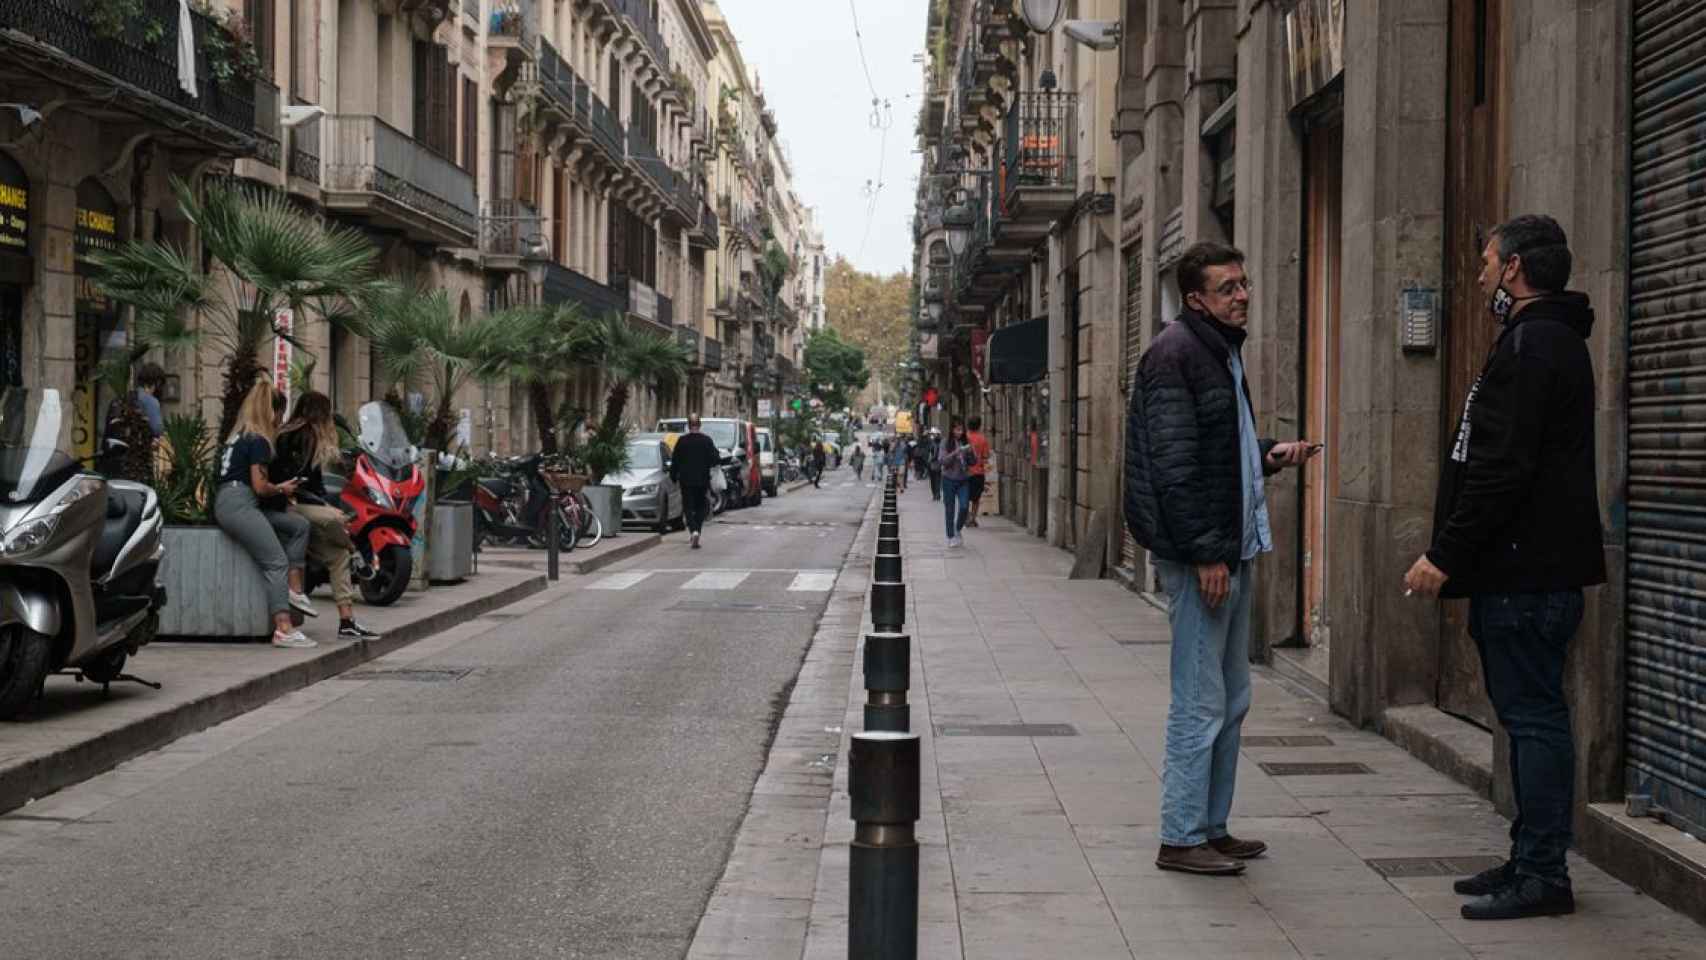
[0,0,256,143]
[612,0,670,73]
[1004,91,1077,198]
[288,110,321,183]
[657,292,674,327]
[253,78,282,168]
[676,324,701,365]
[544,262,628,317]
[323,114,478,238]
[480,198,542,258]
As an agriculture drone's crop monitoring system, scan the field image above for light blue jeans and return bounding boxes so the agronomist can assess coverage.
[1155,557,1254,847]
[941,476,969,539]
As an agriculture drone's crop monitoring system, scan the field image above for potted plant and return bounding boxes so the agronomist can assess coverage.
[579,421,632,539]
[429,448,478,582]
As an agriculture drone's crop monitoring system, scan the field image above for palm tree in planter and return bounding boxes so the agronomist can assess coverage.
[586,311,691,437]
[490,303,600,455]
[92,176,382,444]
[351,286,523,452]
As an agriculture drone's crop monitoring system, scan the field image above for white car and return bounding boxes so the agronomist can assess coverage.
[755,427,779,496]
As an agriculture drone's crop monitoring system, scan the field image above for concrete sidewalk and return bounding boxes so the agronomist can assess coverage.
[690,490,1704,960]
[0,565,545,815]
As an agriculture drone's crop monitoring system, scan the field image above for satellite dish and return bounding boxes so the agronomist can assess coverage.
[1020,0,1065,33]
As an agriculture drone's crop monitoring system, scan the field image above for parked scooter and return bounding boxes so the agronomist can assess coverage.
[0,388,166,719]
[463,454,561,550]
[309,402,422,607]
[711,450,749,515]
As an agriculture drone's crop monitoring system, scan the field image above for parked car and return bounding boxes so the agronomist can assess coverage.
[756,427,779,496]
[656,417,762,508]
[615,433,683,534]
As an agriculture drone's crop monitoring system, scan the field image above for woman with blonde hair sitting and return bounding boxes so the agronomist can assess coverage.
[213,378,316,648]
[272,391,382,641]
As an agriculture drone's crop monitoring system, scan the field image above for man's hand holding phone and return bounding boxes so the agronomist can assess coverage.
[1265,441,1322,469]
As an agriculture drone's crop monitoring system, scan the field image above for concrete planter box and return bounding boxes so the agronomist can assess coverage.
[158,525,272,639]
[430,501,474,582]
[583,484,622,538]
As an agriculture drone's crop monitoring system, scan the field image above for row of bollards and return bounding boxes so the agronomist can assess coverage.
[850,473,919,958]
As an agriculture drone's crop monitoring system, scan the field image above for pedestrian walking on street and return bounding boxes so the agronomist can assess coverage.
[850,443,865,481]
[965,417,992,526]
[670,414,721,550]
[810,440,827,488]
[940,422,977,546]
[891,437,909,494]
[1125,242,1317,876]
[1404,215,1605,921]
[925,428,944,500]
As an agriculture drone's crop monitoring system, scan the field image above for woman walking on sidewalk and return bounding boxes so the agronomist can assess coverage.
[213,379,315,648]
[940,422,978,547]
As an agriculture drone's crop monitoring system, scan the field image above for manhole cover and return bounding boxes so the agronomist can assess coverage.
[669,600,809,614]
[1366,856,1505,879]
[1243,735,1336,747]
[338,668,473,682]
[1259,761,1373,776]
[935,723,1078,737]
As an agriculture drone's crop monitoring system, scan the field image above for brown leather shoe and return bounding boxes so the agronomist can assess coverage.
[1156,843,1246,875]
[1207,835,1268,860]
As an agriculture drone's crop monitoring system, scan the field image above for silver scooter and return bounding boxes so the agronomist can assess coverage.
[0,387,166,719]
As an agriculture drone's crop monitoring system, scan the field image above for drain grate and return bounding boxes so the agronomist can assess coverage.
[1258,761,1373,776]
[1366,856,1505,879]
[669,600,808,614]
[1243,735,1336,748]
[936,723,1078,737]
[338,668,473,682]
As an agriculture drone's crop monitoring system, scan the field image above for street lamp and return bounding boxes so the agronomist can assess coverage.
[943,194,975,258]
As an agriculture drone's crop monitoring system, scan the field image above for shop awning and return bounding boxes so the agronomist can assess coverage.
[987,317,1048,384]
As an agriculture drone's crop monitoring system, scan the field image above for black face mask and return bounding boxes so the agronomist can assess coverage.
[1489,260,1543,321]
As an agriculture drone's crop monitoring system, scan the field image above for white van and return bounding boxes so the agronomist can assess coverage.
[755,427,778,496]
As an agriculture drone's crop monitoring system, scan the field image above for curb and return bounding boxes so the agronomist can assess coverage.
[569,533,662,575]
[782,478,814,494]
[0,574,546,816]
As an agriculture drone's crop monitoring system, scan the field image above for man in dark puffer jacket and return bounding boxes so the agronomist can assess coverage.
[1126,242,1317,876]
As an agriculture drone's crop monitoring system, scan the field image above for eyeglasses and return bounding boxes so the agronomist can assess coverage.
[1207,278,1255,297]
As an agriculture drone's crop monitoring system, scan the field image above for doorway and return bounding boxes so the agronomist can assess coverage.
[1302,120,1343,665]
[1437,0,1507,728]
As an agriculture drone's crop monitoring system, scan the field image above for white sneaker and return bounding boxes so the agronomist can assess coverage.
[271,629,317,649]
[288,591,319,618]
[951,536,964,548]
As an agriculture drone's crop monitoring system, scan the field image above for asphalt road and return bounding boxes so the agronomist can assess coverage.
[0,471,876,960]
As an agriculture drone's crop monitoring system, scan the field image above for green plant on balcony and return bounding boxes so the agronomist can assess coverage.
[191,1,263,84]
[671,68,697,112]
[82,0,168,45]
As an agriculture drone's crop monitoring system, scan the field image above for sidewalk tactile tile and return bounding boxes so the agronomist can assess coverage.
[936,722,1078,737]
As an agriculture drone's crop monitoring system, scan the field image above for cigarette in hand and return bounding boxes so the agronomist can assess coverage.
[1404,589,1414,597]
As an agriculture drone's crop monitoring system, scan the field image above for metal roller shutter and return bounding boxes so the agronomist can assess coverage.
[1121,241,1143,573]
[1625,0,1706,837]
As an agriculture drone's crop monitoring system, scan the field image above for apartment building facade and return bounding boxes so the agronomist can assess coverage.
[915,0,1706,926]
[1,0,816,454]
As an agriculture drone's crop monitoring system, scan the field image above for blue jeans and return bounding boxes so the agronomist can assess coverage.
[1470,590,1583,887]
[1155,558,1253,847]
[942,476,969,539]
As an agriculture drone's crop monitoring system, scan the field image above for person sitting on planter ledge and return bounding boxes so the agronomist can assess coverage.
[213,378,315,649]
[272,391,382,641]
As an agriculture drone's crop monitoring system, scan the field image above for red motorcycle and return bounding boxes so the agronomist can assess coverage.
[306,402,422,606]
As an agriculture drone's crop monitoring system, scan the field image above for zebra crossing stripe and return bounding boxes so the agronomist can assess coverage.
[788,572,837,592]
[683,571,751,590]
[589,571,653,590]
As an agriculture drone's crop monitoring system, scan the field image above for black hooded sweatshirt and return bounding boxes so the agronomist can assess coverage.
[1427,291,1606,598]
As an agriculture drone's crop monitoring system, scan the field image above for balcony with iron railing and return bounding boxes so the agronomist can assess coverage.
[611,0,670,74]
[480,198,542,271]
[322,114,478,246]
[252,79,282,169]
[544,262,628,317]
[1001,91,1077,225]
[0,0,256,151]
[690,198,720,247]
[288,110,321,184]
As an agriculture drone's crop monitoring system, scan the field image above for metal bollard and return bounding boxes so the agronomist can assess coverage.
[870,579,906,632]
[873,549,903,583]
[879,517,899,540]
[877,534,901,557]
[546,508,560,581]
[849,731,920,960]
[863,631,910,732]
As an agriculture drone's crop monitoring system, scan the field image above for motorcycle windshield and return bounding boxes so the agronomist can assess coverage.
[357,402,417,472]
[0,388,77,504]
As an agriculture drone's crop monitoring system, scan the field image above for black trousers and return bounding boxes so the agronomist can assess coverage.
[929,469,942,500]
[682,485,710,533]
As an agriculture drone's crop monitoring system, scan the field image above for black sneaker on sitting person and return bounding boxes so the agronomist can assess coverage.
[1460,875,1574,921]
[351,553,376,581]
[1454,859,1515,896]
[338,619,382,640]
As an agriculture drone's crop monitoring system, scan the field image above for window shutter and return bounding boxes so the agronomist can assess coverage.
[462,76,477,171]
[414,40,433,145]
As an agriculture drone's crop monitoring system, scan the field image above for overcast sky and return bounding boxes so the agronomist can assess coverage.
[714,0,924,278]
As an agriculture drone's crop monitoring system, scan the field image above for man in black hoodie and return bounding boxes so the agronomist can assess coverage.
[1405,215,1606,920]
[669,415,722,550]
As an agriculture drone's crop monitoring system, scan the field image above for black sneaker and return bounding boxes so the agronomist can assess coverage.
[1454,859,1515,896]
[352,554,376,581]
[1460,876,1574,921]
[338,620,382,640]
